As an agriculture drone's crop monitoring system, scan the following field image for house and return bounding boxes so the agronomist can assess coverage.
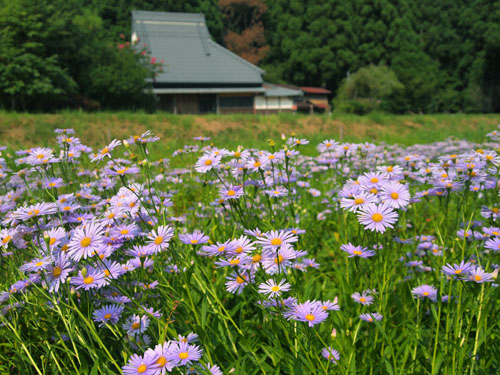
[255,84,303,113]
[131,11,265,114]
[298,87,332,113]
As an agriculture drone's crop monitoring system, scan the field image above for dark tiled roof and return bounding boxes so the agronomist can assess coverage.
[132,11,264,85]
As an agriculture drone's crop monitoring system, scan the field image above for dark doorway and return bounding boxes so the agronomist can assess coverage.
[198,94,217,114]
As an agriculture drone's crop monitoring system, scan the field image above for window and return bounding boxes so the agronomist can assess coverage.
[219,96,253,108]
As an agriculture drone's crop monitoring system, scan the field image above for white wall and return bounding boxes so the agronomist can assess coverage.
[255,96,295,110]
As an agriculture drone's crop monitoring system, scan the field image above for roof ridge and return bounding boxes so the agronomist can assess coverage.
[207,40,264,74]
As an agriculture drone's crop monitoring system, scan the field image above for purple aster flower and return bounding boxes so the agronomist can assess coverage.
[255,230,298,250]
[264,186,288,197]
[359,313,383,322]
[146,342,176,374]
[357,203,398,233]
[485,237,500,252]
[219,185,244,201]
[321,347,340,364]
[146,225,174,253]
[195,153,221,173]
[411,284,438,301]
[341,243,375,258]
[71,266,107,290]
[179,231,209,246]
[123,315,150,336]
[225,272,253,294]
[228,236,256,256]
[258,279,291,298]
[320,298,340,311]
[91,139,121,162]
[93,304,124,327]
[380,182,411,209]
[67,221,105,261]
[201,240,234,256]
[46,253,72,292]
[19,256,53,273]
[351,291,374,305]
[204,363,223,375]
[122,352,158,375]
[167,341,203,366]
[261,244,297,274]
[109,164,141,176]
[112,223,140,240]
[340,191,378,213]
[442,260,473,277]
[287,301,329,327]
[468,266,494,283]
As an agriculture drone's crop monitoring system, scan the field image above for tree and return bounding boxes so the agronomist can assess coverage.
[333,64,403,114]
[220,0,269,64]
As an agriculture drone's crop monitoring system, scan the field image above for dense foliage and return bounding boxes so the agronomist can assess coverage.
[0,127,500,374]
[1,0,499,112]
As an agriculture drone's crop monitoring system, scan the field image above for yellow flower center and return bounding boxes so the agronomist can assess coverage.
[386,166,393,172]
[274,255,284,264]
[492,208,499,214]
[35,261,44,267]
[104,313,112,319]
[52,266,62,277]
[236,276,246,284]
[354,198,364,205]
[2,235,12,244]
[83,276,94,284]
[270,238,282,246]
[204,159,212,166]
[104,270,110,277]
[252,254,262,263]
[271,286,280,292]
[370,177,379,183]
[370,188,378,194]
[190,239,199,244]
[235,246,243,254]
[131,322,140,329]
[254,161,261,168]
[359,297,366,303]
[229,258,240,265]
[178,352,189,360]
[305,314,315,321]
[423,292,429,296]
[156,356,167,367]
[80,237,92,247]
[390,192,399,200]
[371,213,383,222]
[227,190,236,196]
[120,229,129,235]
[101,147,109,155]
[454,269,462,274]
[137,364,147,373]
[49,237,56,245]
[474,275,482,282]
[154,236,163,245]
[353,250,362,255]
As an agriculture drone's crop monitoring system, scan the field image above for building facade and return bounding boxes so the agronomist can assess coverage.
[132,11,265,114]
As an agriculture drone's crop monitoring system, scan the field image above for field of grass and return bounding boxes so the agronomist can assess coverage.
[0,114,499,374]
[1,112,499,154]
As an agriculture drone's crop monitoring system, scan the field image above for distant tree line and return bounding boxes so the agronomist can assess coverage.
[1,0,499,113]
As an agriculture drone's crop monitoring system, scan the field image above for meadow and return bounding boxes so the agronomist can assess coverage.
[0,114,499,374]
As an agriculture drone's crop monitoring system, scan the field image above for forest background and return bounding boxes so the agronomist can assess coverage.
[0,0,499,114]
